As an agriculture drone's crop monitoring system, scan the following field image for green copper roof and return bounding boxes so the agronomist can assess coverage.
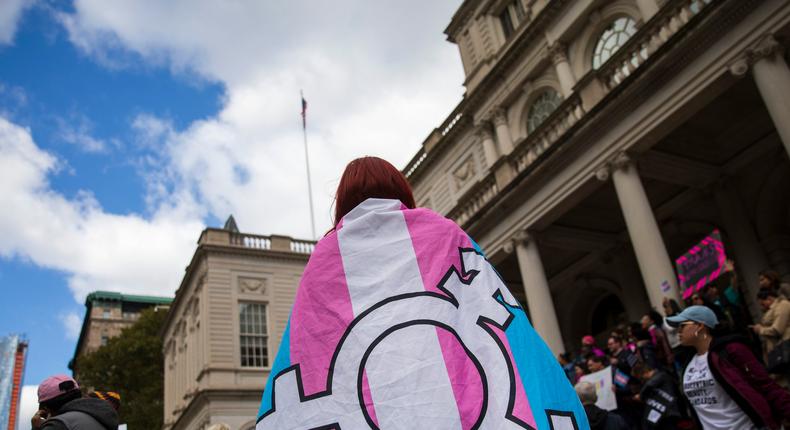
[85,290,173,306]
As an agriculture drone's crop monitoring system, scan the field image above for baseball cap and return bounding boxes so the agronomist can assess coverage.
[666,305,718,328]
[581,335,595,345]
[38,375,80,403]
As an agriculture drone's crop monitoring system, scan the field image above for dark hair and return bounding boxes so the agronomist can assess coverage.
[647,310,663,325]
[559,352,572,362]
[631,362,654,378]
[587,355,606,366]
[760,270,781,288]
[333,157,416,227]
[758,289,779,300]
[40,389,81,412]
[664,298,681,316]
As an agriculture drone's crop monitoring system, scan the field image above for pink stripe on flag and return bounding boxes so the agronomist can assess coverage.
[404,208,478,428]
[289,232,355,396]
[403,208,535,428]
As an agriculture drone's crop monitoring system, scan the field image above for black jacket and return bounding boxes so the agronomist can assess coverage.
[639,370,682,429]
[40,398,119,430]
[584,404,629,430]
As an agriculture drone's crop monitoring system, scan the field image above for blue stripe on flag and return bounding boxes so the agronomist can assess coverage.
[499,299,589,430]
[258,317,291,418]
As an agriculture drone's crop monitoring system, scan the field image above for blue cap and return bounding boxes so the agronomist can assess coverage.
[666,305,718,328]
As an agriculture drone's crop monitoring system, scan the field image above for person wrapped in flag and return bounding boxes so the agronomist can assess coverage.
[257,156,588,429]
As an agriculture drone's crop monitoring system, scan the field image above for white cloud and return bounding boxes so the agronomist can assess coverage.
[56,112,107,153]
[59,312,82,340]
[0,0,34,45]
[0,116,203,300]
[17,385,37,430]
[0,2,465,303]
[58,0,465,238]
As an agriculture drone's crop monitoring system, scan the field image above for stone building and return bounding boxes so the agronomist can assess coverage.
[161,218,314,430]
[70,291,172,372]
[403,0,790,354]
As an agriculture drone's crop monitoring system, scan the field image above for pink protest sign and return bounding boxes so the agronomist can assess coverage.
[676,229,727,299]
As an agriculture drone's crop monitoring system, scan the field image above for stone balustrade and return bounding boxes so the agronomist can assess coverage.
[510,93,586,176]
[447,174,500,227]
[597,0,713,90]
[199,229,316,254]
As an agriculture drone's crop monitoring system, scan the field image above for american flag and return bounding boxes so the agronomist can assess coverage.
[301,93,307,129]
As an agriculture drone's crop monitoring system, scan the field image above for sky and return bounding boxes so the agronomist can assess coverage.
[0,1,465,426]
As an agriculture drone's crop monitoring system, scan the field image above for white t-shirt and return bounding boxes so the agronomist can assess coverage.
[683,352,757,430]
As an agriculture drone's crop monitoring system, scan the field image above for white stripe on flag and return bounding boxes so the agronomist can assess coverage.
[338,199,462,429]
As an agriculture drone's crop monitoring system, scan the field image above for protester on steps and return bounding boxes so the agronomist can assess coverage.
[575,381,629,430]
[752,288,790,360]
[632,362,684,430]
[31,375,118,430]
[669,305,790,430]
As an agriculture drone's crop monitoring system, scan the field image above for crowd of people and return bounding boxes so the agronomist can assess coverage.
[565,264,790,430]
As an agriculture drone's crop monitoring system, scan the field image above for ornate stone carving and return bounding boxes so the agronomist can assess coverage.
[491,108,508,126]
[452,156,477,191]
[474,122,494,141]
[750,35,783,62]
[728,35,785,77]
[547,42,568,66]
[728,58,749,77]
[239,277,267,294]
[610,151,634,171]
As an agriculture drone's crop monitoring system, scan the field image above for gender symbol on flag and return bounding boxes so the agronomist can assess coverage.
[257,250,579,430]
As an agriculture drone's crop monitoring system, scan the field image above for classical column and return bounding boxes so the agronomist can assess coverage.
[476,122,499,168]
[549,42,576,97]
[732,36,790,158]
[506,231,565,355]
[635,0,659,21]
[492,108,515,155]
[714,181,769,319]
[602,154,681,309]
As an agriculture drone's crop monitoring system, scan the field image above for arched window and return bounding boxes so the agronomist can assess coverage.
[592,17,638,69]
[527,90,563,133]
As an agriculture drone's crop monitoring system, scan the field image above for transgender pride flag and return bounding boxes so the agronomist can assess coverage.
[257,199,588,430]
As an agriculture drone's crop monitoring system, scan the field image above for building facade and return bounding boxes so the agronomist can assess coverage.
[404,0,790,354]
[162,220,314,430]
[70,291,173,373]
[0,335,27,430]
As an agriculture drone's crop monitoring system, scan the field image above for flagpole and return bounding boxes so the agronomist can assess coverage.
[301,90,317,240]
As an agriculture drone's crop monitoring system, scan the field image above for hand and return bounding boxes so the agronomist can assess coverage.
[725,259,735,273]
[750,325,761,334]
[31,409,48,429]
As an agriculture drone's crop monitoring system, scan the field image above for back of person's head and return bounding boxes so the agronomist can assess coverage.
[664,298,681,316]
[587,355,605,366]
[38,375,81,413]
[760,269,780,289]
[631,362,653,379]
[333,156,416,227]
[647,310,663,325]
[574,381,598,405]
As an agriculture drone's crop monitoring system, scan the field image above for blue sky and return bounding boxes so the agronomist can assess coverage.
[0,0,464,422]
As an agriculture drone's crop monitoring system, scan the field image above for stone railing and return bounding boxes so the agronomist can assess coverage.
[200,229,316,255]
[447,174,500,226]
[230,232,271,249]
[290,239,316,254]
[510,93,586,176]
[597,0,714,90]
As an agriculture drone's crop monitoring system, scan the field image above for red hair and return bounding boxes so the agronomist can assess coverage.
[333,156,416,227]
